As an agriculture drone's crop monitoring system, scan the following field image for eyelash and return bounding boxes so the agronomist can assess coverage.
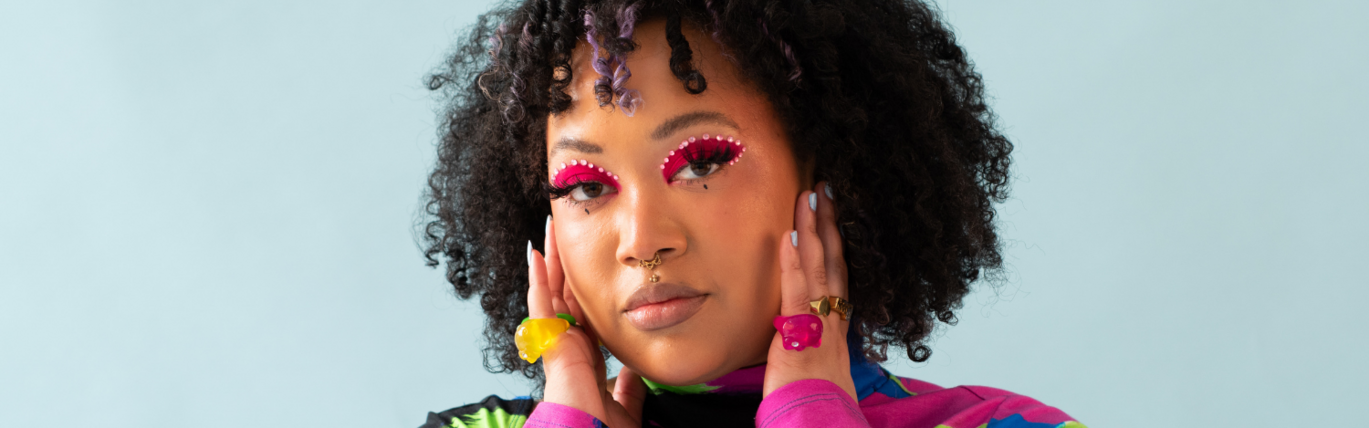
[545,135,746,202]
[545,182,586,201]
[661,134,746,183]
[547,161,619,204]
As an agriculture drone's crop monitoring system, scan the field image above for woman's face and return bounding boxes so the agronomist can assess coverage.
[546,19,802,385]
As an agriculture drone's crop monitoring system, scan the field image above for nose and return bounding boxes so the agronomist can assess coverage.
[614,187,687,268]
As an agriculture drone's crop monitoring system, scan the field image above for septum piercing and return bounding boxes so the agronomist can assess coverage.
[640,251,662,283]
[639,252,662,269]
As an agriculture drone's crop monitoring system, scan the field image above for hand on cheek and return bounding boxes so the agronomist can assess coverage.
[761,182,858,402]
[530,216,646,427]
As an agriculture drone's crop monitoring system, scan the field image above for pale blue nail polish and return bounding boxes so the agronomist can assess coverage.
[808,193,817,211]
[790,231,798,247]
[527,241,534,265]
[545,215,552,235]
[825,183,833,200]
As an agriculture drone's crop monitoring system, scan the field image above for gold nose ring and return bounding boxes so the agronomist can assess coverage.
[639,252,662,282]
[639,252,662,270]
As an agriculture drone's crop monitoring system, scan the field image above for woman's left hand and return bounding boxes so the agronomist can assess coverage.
[762,181,858,401]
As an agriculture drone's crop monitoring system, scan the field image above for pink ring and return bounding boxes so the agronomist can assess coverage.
[773,314,823,351]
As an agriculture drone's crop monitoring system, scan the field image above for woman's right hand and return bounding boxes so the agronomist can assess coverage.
[528,216,646,427]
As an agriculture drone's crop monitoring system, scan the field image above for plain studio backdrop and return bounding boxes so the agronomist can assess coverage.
[1,0,1365,427]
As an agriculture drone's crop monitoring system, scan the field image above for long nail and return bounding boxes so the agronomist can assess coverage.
[825,183,833,200]
[790,231,798,247]
[808,193,816,211]
[527,240,534,265]
[545,215,552,235]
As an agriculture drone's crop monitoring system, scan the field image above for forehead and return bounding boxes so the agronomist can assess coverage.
[547,19,772,147]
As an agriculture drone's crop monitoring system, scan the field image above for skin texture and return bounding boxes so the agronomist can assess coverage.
[548,19,795,385]
[525,20,857,424]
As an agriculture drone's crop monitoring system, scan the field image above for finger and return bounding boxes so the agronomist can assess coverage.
[527,241,555,319]
[583,322,610,391]
[794,191,829,301]
[612,366,647,422]
[544,215,570,315]
[563,280,587,324]
[779,230,809,316]
[814,182,848,299]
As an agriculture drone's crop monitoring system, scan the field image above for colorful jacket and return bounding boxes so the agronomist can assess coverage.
[419,354,1084,428]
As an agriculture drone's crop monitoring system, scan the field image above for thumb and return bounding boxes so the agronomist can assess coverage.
[612,366,647,422]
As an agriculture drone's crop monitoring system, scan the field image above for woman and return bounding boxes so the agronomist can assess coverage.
[420,0,1083,427]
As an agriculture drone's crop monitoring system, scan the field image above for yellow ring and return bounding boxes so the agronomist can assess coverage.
[515,318,570,363]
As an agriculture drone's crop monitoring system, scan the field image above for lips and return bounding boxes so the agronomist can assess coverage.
[623,283,708,331]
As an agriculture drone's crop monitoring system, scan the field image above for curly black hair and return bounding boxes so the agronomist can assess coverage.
[423,0,1012,382]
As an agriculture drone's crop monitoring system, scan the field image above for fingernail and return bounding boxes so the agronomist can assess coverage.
[808,193,816,211]
[527,240,534,265]
[545,215,552,235]
[790,231,798,247]
[825,183,833,200]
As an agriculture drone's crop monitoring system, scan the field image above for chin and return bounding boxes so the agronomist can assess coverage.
[616,333,764,386]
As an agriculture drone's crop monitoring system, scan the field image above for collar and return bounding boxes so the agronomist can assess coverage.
[641,327,915,401]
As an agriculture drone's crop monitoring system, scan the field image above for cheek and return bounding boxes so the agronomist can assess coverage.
[551,212,620,312]
[714,147,799,238]
[738,153,800,306]
[694,160,795,302]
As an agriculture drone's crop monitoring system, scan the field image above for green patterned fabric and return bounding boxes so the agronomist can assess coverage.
[641,377,721,395]
[447,406,527,428]
[421,395,533,428]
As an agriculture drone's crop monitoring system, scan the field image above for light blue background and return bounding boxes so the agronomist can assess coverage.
[2,1,1365,427]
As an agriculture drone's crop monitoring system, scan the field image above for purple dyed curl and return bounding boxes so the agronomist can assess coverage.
[583,10,614,104]
[612,3,643,115]
[582,4,643,116]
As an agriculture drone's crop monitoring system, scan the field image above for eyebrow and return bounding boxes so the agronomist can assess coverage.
[650,110,740,141]
[549,110,741,157]
[550,137,603,157]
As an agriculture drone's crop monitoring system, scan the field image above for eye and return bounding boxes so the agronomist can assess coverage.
[549,161,621,203]
[661,134,746,183]
[570,181,617,201]
[672,161,721,181]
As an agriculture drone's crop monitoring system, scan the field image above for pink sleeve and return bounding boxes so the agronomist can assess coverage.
[931,386,1082,428]
[524,401,607,428]
[756,379,871,428]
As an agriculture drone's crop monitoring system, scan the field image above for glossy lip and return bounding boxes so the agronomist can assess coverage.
[622,282,708,331]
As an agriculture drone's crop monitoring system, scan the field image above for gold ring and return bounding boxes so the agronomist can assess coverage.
[808,297,831,316]
[827,296,853,320]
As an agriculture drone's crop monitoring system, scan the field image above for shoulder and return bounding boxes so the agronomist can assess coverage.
[863,375,1086,428]
[420,395,536,428]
